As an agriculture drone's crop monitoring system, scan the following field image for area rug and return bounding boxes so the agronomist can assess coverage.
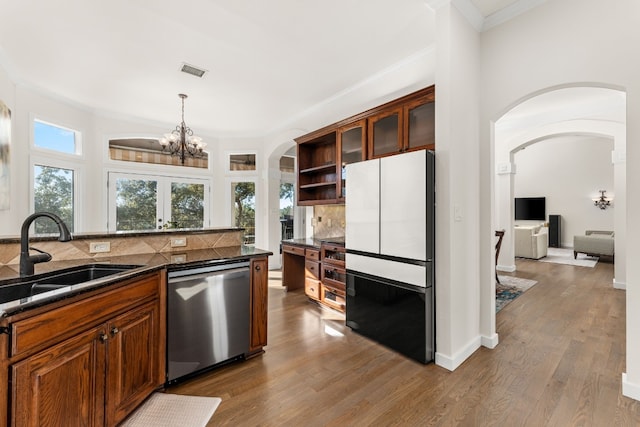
[538,247,598,268]
[496,275,538,312]
[120,393,221,427]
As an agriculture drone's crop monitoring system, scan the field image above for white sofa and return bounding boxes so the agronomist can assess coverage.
[573,230,614,259]
[514,225,548,259]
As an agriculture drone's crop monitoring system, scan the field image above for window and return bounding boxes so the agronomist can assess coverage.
[280,183,294,240]
[33,165,75,233]
[228,153,256,172]
[34,120,79,155]
[231,181,255,245]
[108,173,209,232]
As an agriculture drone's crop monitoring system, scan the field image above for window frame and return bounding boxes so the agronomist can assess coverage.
[30,154,83,234]
[106,171,211,232]
[225,151,258,175]
[31,115,83,157]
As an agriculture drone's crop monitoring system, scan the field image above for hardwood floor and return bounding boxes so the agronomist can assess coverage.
[167,259,640,426]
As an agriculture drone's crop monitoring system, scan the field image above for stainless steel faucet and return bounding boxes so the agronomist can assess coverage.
[20,212,73,276]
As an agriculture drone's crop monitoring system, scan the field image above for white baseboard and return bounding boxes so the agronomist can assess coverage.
[435,336,481,371]
[481,333,499,349]
[622,373,640,401]
[614,278,626,290]
[497,264,516,273]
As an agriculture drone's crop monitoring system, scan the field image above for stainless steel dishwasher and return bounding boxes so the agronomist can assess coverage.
[166,260,251,384]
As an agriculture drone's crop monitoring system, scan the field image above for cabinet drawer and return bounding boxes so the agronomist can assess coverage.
[321,243,345,267]
[282,244,305,257]
[305,260,320,280]
[321,265,346,290]
[305,249,320,261]
[305,278,321,300]
[321,285,346,311]
[9,273,160,358]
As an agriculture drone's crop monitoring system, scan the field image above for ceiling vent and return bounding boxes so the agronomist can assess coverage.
[180,63,207,78]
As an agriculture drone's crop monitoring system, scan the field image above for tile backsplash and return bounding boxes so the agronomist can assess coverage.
[0,229,243,267]
[313,205,345,238]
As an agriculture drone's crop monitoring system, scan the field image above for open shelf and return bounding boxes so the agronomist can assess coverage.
[299,163,337,174]
[299,181,338,190]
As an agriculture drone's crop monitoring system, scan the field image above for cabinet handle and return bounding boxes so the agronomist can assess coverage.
[255,265,261,271]
[110,327,119,336]
[99,333,109,343]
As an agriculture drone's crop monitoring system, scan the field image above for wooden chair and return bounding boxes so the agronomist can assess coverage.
[495,230,505,284]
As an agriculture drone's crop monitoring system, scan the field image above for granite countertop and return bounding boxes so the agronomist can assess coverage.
[281,236,345,249]
[0,245,272,316]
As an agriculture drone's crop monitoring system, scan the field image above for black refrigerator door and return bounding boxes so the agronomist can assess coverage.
[346,270,433,364]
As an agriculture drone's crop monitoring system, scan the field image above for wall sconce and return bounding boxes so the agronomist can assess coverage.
[593,190,612,210]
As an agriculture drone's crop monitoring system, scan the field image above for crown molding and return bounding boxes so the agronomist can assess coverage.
[482,0,547,31]
[426,0,547,33]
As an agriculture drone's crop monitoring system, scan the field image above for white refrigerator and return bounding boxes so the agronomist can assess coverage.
[345,149,434,363]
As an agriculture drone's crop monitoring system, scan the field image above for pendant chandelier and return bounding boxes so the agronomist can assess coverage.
[158,94,206,164]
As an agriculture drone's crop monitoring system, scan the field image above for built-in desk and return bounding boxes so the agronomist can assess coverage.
[281,238,345,311]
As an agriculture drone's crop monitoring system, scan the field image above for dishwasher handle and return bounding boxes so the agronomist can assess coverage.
[168,261,251,281]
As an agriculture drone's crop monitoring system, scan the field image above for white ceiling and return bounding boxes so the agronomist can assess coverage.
[0,0,535,138]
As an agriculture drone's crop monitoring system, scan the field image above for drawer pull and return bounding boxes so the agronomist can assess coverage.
[99,333,109,343]
[110,327,119,336]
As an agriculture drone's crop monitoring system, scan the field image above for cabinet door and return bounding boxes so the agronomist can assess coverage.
[404,99,435,151]
[12,326,106,427]
[338,120,366,199]
[105,301,160,426]
[368,108,402,158]
[250,257,268,351]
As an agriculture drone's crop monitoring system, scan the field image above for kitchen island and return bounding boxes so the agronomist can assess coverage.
[0,228,271,426]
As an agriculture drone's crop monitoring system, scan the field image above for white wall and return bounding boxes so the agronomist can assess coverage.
[478,0,640,400]
[433,2,484,370]
[513,135,614,247]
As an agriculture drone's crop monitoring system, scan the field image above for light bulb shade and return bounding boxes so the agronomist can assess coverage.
[159,137,169,146]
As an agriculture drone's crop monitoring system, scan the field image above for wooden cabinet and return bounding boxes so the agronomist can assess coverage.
[404,96,435,152]
[369,89,435,158]
[250,257,268,353]
[3,271,164,427]
[320,243,346,312]
[304,249,321,301]
[105,301,159,425]
[337,120,366,200]
[295,86,435,204]
[12,325,105,427]
[368,107,403,158]
[296,131,338,205]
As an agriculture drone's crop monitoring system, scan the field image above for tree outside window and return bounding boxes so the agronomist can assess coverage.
[34,165,74,234]
[232,182,255,245]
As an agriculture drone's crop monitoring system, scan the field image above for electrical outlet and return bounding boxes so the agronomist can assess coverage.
[170,237,187,247]
[171,254,187,263]
[89,242,111,253]
[327,218,332,227]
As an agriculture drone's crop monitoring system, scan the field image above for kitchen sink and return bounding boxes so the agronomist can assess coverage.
[0,264,142,305]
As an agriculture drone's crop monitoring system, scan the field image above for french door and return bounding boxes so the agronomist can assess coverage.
[108,172,210,232]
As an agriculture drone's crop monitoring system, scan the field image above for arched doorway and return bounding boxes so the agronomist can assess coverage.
[487,85,626,345]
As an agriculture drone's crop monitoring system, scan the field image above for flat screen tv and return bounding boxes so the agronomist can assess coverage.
[515,197,546,221]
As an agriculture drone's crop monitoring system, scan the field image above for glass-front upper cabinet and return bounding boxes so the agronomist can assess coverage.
[405,99,435,151]
[368,108,402,159]
[338,120,366,199]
